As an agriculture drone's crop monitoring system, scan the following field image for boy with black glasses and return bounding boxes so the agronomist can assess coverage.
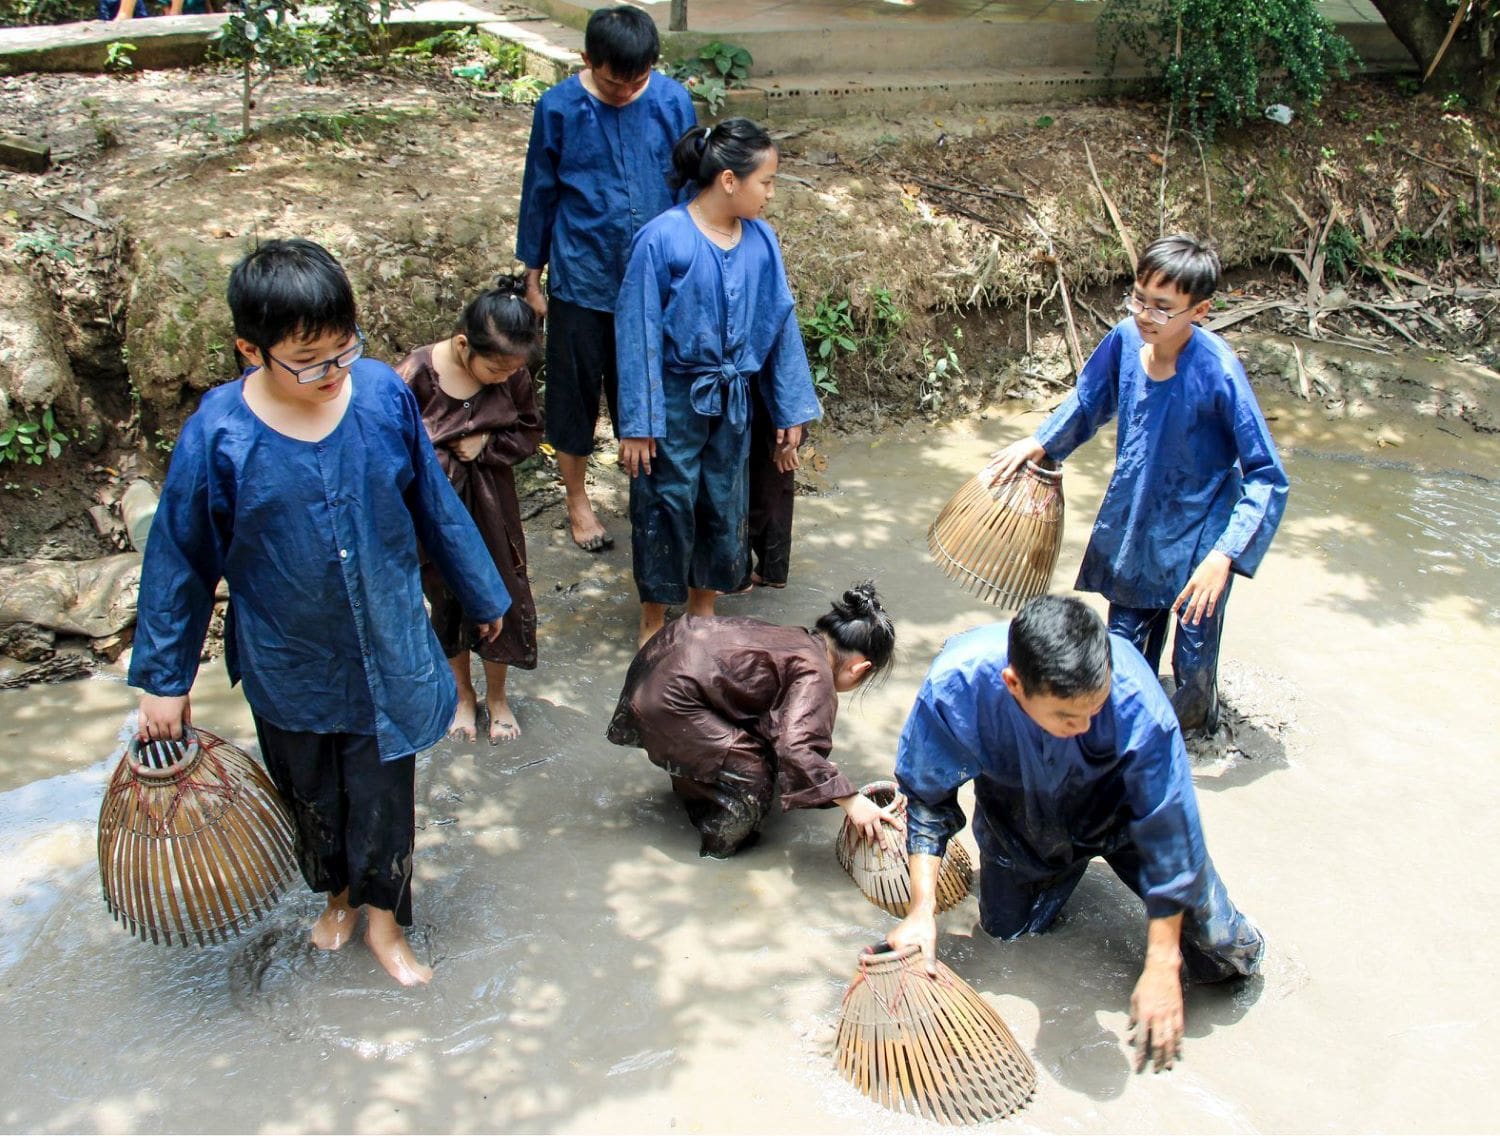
[130,238,510,985]
[989,234,1288,735]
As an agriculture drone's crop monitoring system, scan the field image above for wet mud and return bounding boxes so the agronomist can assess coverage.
[2,374,1499,1133]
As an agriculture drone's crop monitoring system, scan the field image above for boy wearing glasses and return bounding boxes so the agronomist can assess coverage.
[130,239,510,986]
[516,4,695,554]
[990,234,1288,735]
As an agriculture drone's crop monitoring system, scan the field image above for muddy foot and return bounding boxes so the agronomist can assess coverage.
[567,498,614,553]
[448,691,478,742]
[487,697,520,744]
[310,894,359,951]
[751,573,786,589]
[365,917,432,987]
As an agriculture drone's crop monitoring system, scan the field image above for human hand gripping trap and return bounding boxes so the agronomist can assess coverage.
[832,782,1036,1123]
[927,457,1065,609]
[96,725,296,947]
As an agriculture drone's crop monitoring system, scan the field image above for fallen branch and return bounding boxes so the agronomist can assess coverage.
[1025,214,1085,375]
[1083,139,1136,275]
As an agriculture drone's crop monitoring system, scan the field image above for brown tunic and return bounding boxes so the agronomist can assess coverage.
[606,615,857,810]
[397,345,542,668]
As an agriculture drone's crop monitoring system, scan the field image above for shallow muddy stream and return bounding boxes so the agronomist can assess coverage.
[2,376,1498,1133]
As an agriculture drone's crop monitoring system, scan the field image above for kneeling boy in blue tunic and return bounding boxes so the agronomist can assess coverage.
[129,239,510,986]
[991,235,1289,734]
[889,596,1264,1072]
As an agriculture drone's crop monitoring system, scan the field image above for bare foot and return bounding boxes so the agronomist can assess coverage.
[487,696,520,743]
[751,572,787,589]
[567,497,613,552]
[366,909,432,986]
[311,892,359,950]
[449,690,478,742]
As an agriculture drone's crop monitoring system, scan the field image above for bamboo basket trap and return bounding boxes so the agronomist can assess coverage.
[835,781,973,917]
[927,457,1065,609]
[97,726,296,947]
[835,943,1036,1125]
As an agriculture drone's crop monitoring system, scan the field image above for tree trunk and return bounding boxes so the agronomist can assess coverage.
[1368,0,1499,111]
[670,0,686,31]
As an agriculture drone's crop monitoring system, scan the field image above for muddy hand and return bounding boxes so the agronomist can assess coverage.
[984,436,1046,487]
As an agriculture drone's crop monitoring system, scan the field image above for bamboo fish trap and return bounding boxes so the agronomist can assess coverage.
[927,457,1064,609]
[835,943,1036,1125]
[835,781,973,917]
[97,726,296,947]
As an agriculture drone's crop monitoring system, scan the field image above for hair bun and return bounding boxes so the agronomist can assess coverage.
[842,580,882,619]
[493,272,527,296]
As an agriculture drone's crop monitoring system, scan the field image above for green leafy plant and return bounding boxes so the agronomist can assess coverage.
[1098,0,1355,139]
[668,41,753,114]
[862,288,907,355]
[0,408,69,467]
[803,296,858,397]
[104,41,137,72]
[15,227,77,264]
[918,338,963,415]
[1033,114,1055,128]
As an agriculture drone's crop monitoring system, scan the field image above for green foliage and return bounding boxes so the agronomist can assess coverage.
[104,40,136,72]
[864,288,906,352]
[667,41,753,115]
[803,296,858,397]
[1098,0,1355,139]
[1322,222,1364,282]
[918,335,963,415]
[0,408,69,467]
[15,227,77,264]
[392,25,473,60]
[1033,115,1055,129]
[0,0,94,28]
[212,0,406,134]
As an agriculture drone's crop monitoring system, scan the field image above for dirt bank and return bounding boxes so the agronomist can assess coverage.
[1,59,1497,565]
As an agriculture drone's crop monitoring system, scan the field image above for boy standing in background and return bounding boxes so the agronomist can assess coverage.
[516,5,696,553]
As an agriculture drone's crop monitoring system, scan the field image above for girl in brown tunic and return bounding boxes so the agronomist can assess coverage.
[607,582,903,857]
[397,275,543,743]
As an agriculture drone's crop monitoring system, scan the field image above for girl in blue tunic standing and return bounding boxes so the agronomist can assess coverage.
[615,118,821,645]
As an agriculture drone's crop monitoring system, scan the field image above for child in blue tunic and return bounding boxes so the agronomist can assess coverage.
[516,5,696,554]
[888,596,1264,1073]
[991,235,1289,734]
[130,239,510,986]
[616,117,821,645]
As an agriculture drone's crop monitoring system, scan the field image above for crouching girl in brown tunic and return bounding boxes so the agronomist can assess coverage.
[397,275,543,743]
[607,582,902,857]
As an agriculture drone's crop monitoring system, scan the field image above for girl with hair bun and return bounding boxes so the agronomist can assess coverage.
[615,116,822,645]
[606,581,901,859]
[397,274,544,743]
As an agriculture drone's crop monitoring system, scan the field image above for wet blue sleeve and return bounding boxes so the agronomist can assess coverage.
[398,384,511,623]
[516,100,560,270]
[1117,697,1206,918]
[894,680,979,858]
[1035,326,1123,460]
[1212,364,1289,576]
[763,307,821,429]
[128,416,222,697]
[615,230,673,438]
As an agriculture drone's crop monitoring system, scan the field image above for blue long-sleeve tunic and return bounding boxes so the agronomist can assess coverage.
[128,360,511,761]
[894,624,1208,919]
[614,205,822,438]
[514,73,696,313]
[1036,320,1289,609]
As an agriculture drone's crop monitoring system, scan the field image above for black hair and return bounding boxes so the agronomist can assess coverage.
[669,117,775,191]
[227,238,357,354]
[456,273,541,362]
[1007,595,1112,699]
[1134,233,1221,305]
[584,5,660,76]
[815,580,896,685]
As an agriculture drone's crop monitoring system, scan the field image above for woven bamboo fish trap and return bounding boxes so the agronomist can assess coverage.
[97,726,296,947]
[835,944,1036,1125]
[927,457,1064,609]
[835,781,972,917]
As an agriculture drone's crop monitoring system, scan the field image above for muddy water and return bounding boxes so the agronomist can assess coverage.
[3,384,1499,1133]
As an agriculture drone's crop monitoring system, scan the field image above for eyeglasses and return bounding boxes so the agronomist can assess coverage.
[1123,294,1193,325]
[266,329,365,384]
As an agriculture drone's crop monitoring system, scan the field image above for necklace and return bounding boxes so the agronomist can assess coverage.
[692,201,739,242]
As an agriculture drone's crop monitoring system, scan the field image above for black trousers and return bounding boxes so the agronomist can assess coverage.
[745,389,794,587]
[253,715,416,925]
[543,297,619,456]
